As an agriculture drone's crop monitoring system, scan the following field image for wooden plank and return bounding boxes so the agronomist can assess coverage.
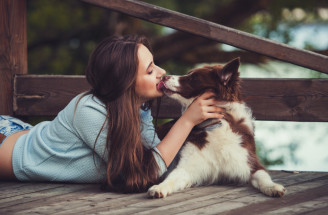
[81,0,328,74]
[220,185,328,215]
[263,196,328,215]
[14,75,90,116]
[154,78,328,122]
[0,172,327,215]
[0,183,65,200]
[14,75,328,121]
[137,175,328,215]
[17,184,231,215]
[0,184,95,213]
[0,184,125,214]
[33,172,328,215]
[241,78,328,122]
[0,0,27,115]
[0,182,30,192]
[12,172,323,214]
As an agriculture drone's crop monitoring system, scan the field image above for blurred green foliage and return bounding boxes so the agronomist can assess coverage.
[27,0,328,76]
[27,0,108,75]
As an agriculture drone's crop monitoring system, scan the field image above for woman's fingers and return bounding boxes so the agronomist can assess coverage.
[206,105,225,114]
[196,92,226,119]
[184,91,228,125]
[204,106,225,119]
[199,91,216,100]
[207,112,225,119]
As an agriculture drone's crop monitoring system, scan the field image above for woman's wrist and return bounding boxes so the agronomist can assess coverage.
[156,115,195,166]
[178,114,196,130]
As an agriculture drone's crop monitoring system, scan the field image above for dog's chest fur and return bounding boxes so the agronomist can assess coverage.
[179,102,254,185]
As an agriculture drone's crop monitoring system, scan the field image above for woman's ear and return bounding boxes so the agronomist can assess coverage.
[219,57,240,86]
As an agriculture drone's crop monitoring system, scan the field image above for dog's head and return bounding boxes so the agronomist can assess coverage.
[158,58,241,107]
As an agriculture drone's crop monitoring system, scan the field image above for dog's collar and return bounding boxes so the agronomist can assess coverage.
[196,119,222,131]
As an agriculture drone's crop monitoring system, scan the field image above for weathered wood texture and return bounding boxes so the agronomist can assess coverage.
[81,0,328,74]
[0,0,27,115]
[14,75,328,122]
[0,171,327,214]
[14,75,90,116]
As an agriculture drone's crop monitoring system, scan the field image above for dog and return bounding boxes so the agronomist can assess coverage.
[148,58,286,198]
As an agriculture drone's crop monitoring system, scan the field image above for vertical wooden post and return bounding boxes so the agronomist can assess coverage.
[0,0,27,115]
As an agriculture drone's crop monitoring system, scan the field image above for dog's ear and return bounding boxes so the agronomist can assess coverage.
[219,57,240,86]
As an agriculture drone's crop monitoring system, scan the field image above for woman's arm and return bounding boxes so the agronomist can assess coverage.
[156,91,224,166]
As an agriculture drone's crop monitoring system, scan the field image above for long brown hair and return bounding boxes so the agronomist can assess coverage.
[85,35,159,192]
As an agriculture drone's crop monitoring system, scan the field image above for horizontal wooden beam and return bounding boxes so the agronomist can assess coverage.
[153,78,328,122]
[81,0,328,74]
[14,75,328,122]
[14,75,90,116]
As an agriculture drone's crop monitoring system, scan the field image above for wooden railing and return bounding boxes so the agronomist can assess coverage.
[81,0,328,74]
[14,75,328,122]
[1,0,328,122]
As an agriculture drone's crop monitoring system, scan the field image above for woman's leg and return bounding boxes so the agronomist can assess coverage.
[0,130,29,180]
[0,116,32,180]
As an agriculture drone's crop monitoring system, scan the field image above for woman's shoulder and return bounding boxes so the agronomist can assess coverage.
[65,92,107,117]
[73,93,104,108]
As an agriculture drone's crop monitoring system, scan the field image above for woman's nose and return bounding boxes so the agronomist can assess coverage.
[160,67,166,76]
[157,66,166,77]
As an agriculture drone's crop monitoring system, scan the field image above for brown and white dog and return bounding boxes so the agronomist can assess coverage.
[148,58,286,198]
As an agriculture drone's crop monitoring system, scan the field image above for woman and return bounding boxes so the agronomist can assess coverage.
[0,35,224,192]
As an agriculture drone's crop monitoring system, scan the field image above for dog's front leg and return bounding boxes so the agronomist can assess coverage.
[251,169,286,197]
[148,142,209,198]
[148,168,192,198]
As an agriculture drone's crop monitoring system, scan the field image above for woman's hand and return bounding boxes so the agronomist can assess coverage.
[181,91,225,127]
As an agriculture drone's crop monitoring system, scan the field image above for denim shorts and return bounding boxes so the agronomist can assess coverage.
[0,115,33,145]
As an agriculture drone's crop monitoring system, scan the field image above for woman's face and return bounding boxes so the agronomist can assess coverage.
[135,44,166,101]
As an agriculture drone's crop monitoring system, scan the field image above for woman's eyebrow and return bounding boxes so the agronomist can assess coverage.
[146,61,153,71]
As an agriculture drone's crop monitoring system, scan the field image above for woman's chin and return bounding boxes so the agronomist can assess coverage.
[144,91,164,100]
[155,89,165,97]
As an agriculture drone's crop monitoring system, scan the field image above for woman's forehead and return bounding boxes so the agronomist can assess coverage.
[138,45,153,67]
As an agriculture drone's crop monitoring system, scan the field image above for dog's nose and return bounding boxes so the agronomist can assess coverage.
[161,76,171,81]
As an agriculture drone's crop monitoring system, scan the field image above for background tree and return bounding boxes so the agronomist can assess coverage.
[28,0,328,75]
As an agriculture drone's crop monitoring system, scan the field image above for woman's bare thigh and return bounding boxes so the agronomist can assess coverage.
[0,130,29,180]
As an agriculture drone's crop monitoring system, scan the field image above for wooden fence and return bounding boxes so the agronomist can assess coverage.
[1,0,328,122]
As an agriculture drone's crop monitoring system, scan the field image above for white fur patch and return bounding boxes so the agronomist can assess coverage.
[251,170,286,197]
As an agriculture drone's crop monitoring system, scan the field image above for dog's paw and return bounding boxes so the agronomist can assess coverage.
[263,183,287,197]
[147,185,170,198]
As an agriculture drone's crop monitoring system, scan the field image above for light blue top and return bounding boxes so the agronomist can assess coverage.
[12,93,167,183]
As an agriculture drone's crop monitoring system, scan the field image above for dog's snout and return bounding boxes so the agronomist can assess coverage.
[162,76,171,81]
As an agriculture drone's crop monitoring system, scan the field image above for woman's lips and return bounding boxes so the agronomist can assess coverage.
[157,80,167,91]
[156,80,175,95]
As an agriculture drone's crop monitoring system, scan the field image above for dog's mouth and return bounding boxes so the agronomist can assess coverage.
[157,80,177,96]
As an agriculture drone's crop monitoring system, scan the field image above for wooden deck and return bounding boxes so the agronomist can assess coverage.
[1,171,327,214]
